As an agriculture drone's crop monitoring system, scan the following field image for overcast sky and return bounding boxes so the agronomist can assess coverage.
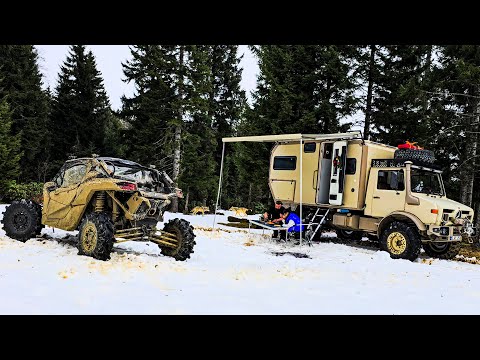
[35,45,259,111]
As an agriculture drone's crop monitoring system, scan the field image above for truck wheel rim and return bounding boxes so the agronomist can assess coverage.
[81,223,97,253]
[387,232,407,254]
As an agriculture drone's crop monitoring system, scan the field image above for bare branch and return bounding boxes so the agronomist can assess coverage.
[423,90,480,100]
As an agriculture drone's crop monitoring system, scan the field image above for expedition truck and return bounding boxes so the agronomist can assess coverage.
[1,156,196,261]
[222,132,477,261]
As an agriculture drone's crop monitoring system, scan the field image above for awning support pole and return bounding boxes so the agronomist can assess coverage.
[300,139,303,246]
[213,142,226,230]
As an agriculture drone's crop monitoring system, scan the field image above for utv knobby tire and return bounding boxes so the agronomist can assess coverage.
[1,200,43,242]
[422,241,461,260]
[159,218,196,261]
[394,148,435,164]
[77,212,114,261]
[380,221,421,261]
[337,229,364,241]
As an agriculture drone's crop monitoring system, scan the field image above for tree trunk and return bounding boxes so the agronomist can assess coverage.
[247,183,252,210]
[324,78,331,132]
[183,191,189,214]
[171,46,185,213]
[474,200,480,230]
[470,90,480,225]
[364,45,375,140]
[460,94,479,207]
[420,45,433,128]
[460,139,476,207]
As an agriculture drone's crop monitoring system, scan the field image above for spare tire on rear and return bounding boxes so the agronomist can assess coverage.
[394,148,435,164]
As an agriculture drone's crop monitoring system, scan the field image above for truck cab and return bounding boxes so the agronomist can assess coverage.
[366,159,476,255]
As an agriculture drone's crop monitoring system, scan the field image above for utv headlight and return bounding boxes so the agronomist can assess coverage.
[455,210,462,219]
[440,227,449,235]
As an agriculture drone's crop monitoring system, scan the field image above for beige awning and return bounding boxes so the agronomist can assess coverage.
[222,131,362,143]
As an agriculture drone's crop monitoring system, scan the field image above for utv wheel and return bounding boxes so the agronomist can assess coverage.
[1,200,44,242]
[77,212,114,261]
[422,241,461,260]
[337,229,364,241]
[159,218,196,261]
[380,221,421,261]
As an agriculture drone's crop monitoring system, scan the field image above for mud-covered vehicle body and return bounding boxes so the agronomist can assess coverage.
[1,156,195,261]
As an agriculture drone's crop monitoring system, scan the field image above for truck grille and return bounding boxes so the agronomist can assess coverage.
[442,209,472,221]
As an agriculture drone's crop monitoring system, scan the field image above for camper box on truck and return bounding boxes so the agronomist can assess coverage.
[270,138,395,210]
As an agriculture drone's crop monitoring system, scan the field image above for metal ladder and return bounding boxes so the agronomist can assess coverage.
[304,208,330,245]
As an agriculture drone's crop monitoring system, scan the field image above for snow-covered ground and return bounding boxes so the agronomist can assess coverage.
[1,204,480,315]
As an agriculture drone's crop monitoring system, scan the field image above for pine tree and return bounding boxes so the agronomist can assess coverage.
[248,45,357,135]
[428,46,480,227]
[0,98,22,193]
[368,45,433,145]
[121,45,178,171]
[351,45,382,139]
[206,45,246,209]
[49,45,112,173]
[103,111,127,158]
[178,46,217,209]
[122,45,240,212]
[0,45,50,182]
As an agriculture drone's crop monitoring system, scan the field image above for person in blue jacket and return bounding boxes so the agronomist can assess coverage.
[279,208,306,240]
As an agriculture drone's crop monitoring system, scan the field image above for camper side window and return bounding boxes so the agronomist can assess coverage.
[273,156,297,170]
[346,158,356,175]
[304,142,316,153]
[377,170,405,191]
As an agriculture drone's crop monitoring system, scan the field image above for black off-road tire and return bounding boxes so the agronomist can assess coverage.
[337,229,365,241]
[1,200,44,242]
[394,148,435,164]
[380,221,422,261]
[159,218,196,261]
[77,212,114,261]
[422,241,461,260]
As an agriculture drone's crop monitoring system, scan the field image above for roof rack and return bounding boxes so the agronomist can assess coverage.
[371,159,442,172]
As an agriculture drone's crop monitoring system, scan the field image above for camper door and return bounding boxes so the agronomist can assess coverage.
[329,141,347,205]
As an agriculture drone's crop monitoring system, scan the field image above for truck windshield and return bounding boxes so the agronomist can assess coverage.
[411,169,444,196]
